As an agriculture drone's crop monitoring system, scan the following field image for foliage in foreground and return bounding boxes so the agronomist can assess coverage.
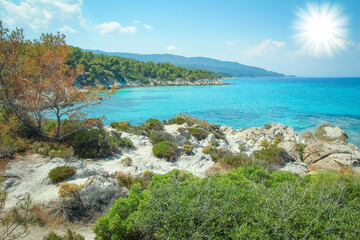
[43,229,85,240]
[94,166,360,239]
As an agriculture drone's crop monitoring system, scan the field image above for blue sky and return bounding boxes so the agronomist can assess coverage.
[1,0,359,77]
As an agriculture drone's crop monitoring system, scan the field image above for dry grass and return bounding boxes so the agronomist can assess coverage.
[30,205,63,227]
[205,162,235,175]
[0,157,10,171]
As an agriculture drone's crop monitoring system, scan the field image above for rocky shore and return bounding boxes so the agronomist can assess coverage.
[75,75,230,89]
[2,121,360,238]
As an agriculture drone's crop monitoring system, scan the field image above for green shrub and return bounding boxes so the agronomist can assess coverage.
[115,172,135,189]
[168,117,187,125]
[202,145,217,155]
[117,137,134,149]
[274,137,281,146]
[260,140,269,148]
[95,166,360,239]
[182,143,193,155]
[188,128,208,140]
[295,143,307,161]
[264,124,272,129]
[144,118,163,131]
[48,147,74,160]
[221,155,252,168]
[43,229,85,240]
[149,130,173,145]
[210,148,233,162]
[252,146,287,171]
[152,141,178,160]
[210,139,219,147]
[212,131,226,141]
[70,128,117,158]
[121,157,133,167]
[238,144,246,152]
[110,121,132,132]
[48,166,76,183]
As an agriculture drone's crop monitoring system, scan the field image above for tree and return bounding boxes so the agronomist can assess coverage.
[0,22,113,141]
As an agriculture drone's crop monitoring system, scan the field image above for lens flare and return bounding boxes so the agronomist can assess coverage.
[294,2,348,57]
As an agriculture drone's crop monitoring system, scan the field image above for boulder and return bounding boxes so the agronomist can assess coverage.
[280,162,309,175]
[303,141,360,171]
[315,123,348,143]
[277,142,300,162]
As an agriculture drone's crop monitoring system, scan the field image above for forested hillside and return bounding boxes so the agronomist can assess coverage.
[68,48,227,87]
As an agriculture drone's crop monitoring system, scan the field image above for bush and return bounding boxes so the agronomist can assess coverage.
[221,155,252,168]
[210,148,233,162]
[144,118,163,131]
[260,140,269,148]
[296,143,307,161]
[117,137,134,149]
[202,145,217,155]
[168,113,210,129]
[152,141,178,160]
[188,128,208,140]
[43,229,85,240]
[121,157,133,167]
[115,172,135,189]
[238,144,246,152]
[48,166,76,183]
[252,146,287,172]
[58,183,84,197]
[149,130,173,145]
[274,137,281,146]
[70,128,117,158]
[48,146,74,160]
[110,121,132,132]
[168,117,187,125]
[264,124,272,129]
[95,167,360,239]
[182,143,193,155]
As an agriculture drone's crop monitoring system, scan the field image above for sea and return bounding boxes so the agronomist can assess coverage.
[86,77,360,147]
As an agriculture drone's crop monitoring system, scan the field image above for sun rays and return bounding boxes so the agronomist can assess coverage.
[294,2,348,57]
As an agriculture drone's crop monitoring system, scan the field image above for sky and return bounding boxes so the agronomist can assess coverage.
[1,0,360,77]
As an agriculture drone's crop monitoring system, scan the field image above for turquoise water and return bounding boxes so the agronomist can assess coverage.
[86,78,360,146]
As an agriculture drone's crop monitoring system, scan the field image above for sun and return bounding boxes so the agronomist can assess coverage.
[294,3,348,57]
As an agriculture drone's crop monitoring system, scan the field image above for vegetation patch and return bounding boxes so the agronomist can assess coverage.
[152,141,178,160]
[59,183,84,197]
[95,167,360,239]
[48,166,76,183]
[110,121,132,132]
[149,130,174,145]
[182,142,193,155]
[121,157,133,167]
[43,229,85,240]
[144,118,163,131]
[188,128,209,141]
[70,128,118,158]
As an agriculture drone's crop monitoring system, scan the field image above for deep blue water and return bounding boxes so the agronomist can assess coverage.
[86,77,360,146]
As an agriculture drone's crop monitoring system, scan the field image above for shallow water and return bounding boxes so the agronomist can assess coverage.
[86,77,360,146]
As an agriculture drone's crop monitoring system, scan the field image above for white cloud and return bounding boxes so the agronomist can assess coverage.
[96,22,136,35]
[166,45,178,51]
[242,39,286,57]
[0,0,84,30]
[143,24,152,30]
[58,25,76,34]
[133,20,141,24]
[225,40,233,46]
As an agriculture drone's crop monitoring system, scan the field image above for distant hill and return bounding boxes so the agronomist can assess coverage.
[84,49,287,77]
